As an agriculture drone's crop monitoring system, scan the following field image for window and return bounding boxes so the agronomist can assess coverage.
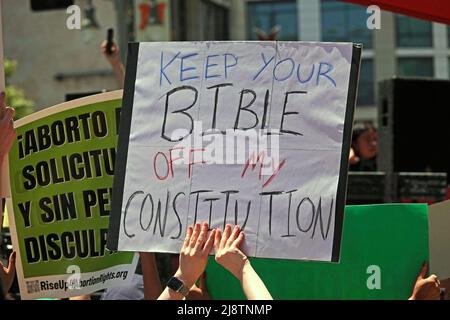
[201,1,229,40]
[171,0,188,41]
[448,26,450,48]
[396,15,432,48]
[247,1,298,41]
[321,0,373,49]
[398,58,434,77]
[357,59,374,106]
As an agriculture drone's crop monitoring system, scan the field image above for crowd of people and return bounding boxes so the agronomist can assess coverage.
[0,41,445,300]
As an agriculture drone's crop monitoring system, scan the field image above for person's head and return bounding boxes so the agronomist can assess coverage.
[352,122,378,160]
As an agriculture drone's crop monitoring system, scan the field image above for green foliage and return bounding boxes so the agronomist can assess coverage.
[4,59,34,120]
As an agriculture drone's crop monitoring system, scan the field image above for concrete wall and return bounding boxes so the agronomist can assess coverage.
[3,0,119,110]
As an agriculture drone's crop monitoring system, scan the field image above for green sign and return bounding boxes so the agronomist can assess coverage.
[7,91,137,299]
[206,204,429,299]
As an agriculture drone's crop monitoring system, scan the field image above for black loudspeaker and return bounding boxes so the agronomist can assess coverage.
[346,172,447,205]
[378,78,450,185]
[30,0,74,11]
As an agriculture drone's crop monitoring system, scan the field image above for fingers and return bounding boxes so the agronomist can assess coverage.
[194,222,209,251]
[231,231,245,249]
[100,41,108,54]
[426,274,440,287]
[189,223,201,248]
[5,107,14,121]
[214,228,222,251]
[417,261,428,280]
[182,226,193,249]
[203,229,216,254]
[220,224,232,250]
[100,41,118,55]
[0,106,14,122]
[110,43,118,54]
[184,223,244,254]
[419,274,441,295]
[226,225,240,247]
[429,274,437,282]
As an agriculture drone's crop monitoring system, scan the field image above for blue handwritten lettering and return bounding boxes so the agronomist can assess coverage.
[160,51,180,86]
[296,64,315,84]
[180,53,200,82]
[224,53,238,78]
[205,54,221,79]
[273,58,295,82]
[317,62,336,87]
[253,53,274,81]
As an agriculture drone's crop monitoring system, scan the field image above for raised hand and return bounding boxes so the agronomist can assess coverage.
[176,222,216,289]
[214,224,248,281]
[409,261,441,300]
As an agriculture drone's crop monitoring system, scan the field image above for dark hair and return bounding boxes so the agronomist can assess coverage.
[352,122,376,144]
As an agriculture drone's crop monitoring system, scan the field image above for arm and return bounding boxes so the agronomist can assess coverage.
[69,294,91,300]
[240,262,272,300]
[0,251,16,296]
[139,252,163,300]
[158,222,216,300]
[0,92,16,199]
[100,41,125,89]
[186,272,210,300]
[214,224,272,300]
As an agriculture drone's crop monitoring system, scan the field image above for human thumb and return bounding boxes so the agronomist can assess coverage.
[417,261,428,280]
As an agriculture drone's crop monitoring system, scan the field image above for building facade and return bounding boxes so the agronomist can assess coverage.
[4,0,449,122]
[3,0,232,110]
[3,0,120,110]
[229,0,450,123]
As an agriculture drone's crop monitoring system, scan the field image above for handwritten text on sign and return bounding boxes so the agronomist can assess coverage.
[116,42,355,261]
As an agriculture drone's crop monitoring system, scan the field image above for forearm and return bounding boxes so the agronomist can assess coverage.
[240,262,272,300]
[0,155,8,199]
[139,252,163,300]
[158,287,185,300]
[110,61,125,89]
[157,271,194,301]
[69,294,91,300]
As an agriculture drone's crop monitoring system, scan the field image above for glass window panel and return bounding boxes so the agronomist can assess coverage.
[247,1,298,41]
[448,26,450,48]
[396,15,432,48]
[321,0,373,49]
[398,58,434,77]
[357,59,374,106]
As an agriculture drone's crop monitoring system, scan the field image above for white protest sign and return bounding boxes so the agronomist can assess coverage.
[108,41,361,262]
